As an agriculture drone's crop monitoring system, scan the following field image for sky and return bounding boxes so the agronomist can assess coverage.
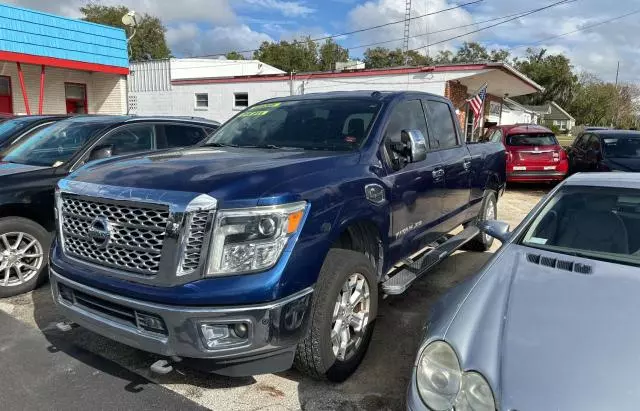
[6,0,640,83]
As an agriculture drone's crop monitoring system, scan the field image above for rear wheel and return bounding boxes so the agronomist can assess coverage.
[294,249,378,382]
[0,217,50,298]
[464,191,497,252]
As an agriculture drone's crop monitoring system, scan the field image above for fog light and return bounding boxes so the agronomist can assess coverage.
[201,324,230,348]
[233,323,248,338]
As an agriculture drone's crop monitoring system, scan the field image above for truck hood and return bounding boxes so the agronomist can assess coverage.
[446,245,640,410]
[69,147,359,204]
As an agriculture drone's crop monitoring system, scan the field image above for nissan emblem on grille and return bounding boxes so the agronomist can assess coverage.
[88,217,111,249]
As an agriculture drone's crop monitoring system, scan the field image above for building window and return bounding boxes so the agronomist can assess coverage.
[195,93,209,109]
[234,92,249,109]
[65,83,87,114]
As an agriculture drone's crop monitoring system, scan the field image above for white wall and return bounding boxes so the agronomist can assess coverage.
[500,106,536,125]
[131,72,448,123]
[0,61,126,115]
[170,59,285,81]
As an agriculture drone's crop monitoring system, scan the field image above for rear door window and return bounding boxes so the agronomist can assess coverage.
[507,133,558,146]
[424,100,459,149]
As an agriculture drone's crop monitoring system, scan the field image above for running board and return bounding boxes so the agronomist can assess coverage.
[382,226,480,295]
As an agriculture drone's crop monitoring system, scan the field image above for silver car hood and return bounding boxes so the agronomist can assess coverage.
[445,244,640,410]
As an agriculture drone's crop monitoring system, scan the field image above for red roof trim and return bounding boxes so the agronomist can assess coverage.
[170,64,497,86]
[0,50,129,75]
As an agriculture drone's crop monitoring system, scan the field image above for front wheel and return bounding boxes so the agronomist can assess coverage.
[0,217,50,298]
[294,249,378,382]
[464,191,497,252]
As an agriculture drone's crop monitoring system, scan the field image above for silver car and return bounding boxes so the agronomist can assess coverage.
[407,173,640,411]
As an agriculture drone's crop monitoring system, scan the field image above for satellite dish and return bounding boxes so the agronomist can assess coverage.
[121,11,138,27]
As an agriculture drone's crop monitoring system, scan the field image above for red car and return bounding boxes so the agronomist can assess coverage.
[485,124,569,183]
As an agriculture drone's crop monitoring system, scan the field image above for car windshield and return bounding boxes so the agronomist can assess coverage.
[204,99,381,151]
[507,133,558,146]
[521,186,640,266]
[3,120,109,167]
[602,136,640,158]
[0,118,38,144]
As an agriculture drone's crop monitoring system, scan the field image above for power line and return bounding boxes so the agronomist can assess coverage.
[346,10,537,51]
[510,8,640,50]
[407,0,576,53]
[188,0,484,58]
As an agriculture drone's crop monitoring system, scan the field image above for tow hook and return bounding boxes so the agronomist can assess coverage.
[55,321,78,332]
[150,356,182,375]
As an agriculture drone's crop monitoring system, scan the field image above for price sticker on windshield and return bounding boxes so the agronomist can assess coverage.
[238,110,270,118]
[249,102,281,111]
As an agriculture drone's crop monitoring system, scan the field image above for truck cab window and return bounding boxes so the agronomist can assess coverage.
[425,100,459,149]
[163,124,208,148]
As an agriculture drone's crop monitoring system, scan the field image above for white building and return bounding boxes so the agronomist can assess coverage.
[129,59,543,140]
[499,98,540,125]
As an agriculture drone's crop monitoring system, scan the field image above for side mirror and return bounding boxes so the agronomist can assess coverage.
[88,145,113,162]
[400,129,428,163]
[481,220,511,242]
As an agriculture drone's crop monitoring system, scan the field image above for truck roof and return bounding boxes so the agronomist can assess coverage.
[262,90,446,103]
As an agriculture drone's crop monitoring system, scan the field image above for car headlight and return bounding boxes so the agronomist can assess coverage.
[416,341,495,411]
[205,201,306,276]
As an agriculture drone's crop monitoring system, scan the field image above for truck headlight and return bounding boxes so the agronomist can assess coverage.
[416,341,496,411]
[205,202,306,276]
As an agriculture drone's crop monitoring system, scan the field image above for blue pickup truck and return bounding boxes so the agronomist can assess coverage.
[50,91,505,382]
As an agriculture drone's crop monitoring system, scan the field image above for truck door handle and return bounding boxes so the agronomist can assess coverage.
[432,168,445,179]
[463,159,472,171]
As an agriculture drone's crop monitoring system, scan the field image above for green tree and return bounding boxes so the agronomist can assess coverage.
[253,37,319,72]
[319,39,350,71]
[225,51,246,60]
[513,48,578,107]
[363,47,404,68]
[80,4,171,61]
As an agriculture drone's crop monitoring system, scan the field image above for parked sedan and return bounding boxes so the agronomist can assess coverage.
[0,115,68,157]
[485,124,568,183]
[0,115,219,297]
[568,130,640,172]
[407,173,640,411]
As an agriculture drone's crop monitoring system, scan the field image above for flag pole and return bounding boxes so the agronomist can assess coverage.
[469,82,488,142]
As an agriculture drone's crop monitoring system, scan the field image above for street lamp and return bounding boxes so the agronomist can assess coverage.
[122,11,138,115]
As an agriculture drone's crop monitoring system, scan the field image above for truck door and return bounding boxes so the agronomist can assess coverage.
[423,98,472,230]
[380,99,445,259]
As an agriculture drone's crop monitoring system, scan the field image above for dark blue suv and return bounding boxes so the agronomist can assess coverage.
[50,91,506,381]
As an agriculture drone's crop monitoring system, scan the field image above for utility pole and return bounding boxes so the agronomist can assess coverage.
[403,0,412,64]
[613,61,620,128]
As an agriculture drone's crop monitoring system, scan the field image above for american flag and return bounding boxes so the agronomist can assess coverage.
[468,84,487,130]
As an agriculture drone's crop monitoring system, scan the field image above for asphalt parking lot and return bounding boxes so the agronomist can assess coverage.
[0,185,549,411]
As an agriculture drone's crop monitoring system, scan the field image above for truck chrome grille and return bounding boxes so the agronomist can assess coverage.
[180,212,210,273]
[60,195,169,275]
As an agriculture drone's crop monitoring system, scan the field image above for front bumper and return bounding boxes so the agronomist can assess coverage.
[50,268,313,376]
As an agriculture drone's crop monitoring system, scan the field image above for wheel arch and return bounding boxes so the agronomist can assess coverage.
[0,203,54,232]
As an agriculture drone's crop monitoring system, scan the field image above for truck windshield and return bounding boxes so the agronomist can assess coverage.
[522,186,640,267]
[205,99,381,151]
[602,136,640,158]
[507,133,558,146]
[3,121,109,167]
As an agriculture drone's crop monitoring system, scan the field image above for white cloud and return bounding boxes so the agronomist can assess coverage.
[347,0,475,56]
[5,0,237,24]
[241,0,315,17]
[166,23,273,57]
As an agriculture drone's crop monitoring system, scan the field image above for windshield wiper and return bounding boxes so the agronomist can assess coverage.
[204,142,239,148]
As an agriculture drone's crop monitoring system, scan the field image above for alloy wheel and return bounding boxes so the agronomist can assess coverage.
[331,273,371,362]
[0,232,44,287]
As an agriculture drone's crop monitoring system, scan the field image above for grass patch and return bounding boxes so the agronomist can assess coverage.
[556,134,574,148]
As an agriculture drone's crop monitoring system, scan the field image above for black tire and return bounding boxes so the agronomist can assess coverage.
[0,217,51,298]
[294,249,378,382]
[464,191,497,252]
